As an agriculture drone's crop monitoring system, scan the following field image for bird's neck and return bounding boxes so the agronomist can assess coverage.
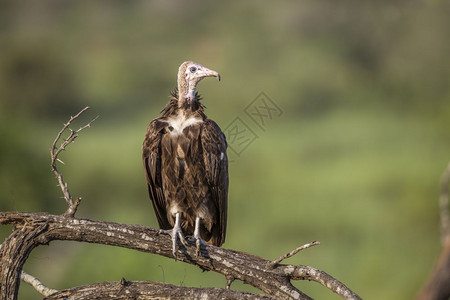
[162,89,205,120]
[186,86,196,100]
[177,77,197,104]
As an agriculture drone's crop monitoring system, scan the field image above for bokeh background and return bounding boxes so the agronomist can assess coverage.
[1,1,450,299]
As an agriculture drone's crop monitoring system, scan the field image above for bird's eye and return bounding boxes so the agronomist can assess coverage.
[189,67,197,73]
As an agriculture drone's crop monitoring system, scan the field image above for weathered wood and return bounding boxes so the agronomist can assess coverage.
[21,271,58,297]
[0,211,361,300]
[416,238,450,300]
[0,222,48,299]
[416,162,450,300]
[44,280,275,300]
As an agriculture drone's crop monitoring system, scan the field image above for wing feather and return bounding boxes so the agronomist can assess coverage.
[201,119,228,246]
[143,119,171,229]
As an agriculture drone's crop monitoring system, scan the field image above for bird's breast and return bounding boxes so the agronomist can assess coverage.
[166,113,203,136]
[160,113,204,184]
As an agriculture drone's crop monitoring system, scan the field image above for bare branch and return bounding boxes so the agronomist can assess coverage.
[416,161,450,300]
[440,161,450,243]
[0,212,361,300]
[0,220,49,299]
[283,265,362,300]
[21,271,58,297]
[44,280,275,300]
[49,106,98,217]
[270,241,320,268]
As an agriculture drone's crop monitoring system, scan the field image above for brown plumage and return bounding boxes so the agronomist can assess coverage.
[143,61,228,257]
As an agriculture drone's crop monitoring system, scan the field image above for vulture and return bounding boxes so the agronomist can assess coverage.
[142,61,228,259]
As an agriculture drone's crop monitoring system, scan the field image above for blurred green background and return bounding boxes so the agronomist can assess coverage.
[1,1,449,299]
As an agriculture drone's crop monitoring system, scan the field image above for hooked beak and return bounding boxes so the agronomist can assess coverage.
[199,67,221,82]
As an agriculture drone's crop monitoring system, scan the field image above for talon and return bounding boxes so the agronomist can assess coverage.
[194,216,207,257]
[170,212,186,260]
[178,231,188,248]
[195,238,207,257]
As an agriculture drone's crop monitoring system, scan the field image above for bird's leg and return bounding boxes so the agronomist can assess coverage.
[171,212,188,260]
[194,216,207,257]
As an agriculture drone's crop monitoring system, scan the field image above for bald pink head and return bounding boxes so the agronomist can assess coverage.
[177,61,220,101]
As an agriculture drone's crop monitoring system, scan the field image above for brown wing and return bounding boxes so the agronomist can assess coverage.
[201,119,229,246]
[142,119,171,229]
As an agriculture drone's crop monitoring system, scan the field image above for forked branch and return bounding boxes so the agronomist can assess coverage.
[0,212,361,300]
[49,106,98,217]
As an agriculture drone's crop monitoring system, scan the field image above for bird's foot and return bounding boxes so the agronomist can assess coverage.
[167,212,188,260]
[194,236,207,257]
[167,225,188,260]
[193,216,208,257]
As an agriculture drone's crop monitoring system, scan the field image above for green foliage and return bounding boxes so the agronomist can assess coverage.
[1,1,449,299]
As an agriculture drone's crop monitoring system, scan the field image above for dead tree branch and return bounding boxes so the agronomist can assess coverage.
[21,271,58,297]
[49,106,98,217]
[0,211,361,300]
[44,280,275,300]
[439,162,450,244]
[0,218,49,299]
[416,161,450,300]
[270,241,320,268]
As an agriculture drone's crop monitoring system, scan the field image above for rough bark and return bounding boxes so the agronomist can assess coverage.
[416,238,450,300]
[416,162,450,300]
[44,280,275,300]
[0,222,48,299]
[0,211,361,300]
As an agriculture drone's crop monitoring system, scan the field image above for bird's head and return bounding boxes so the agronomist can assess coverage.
[177,61,220,101]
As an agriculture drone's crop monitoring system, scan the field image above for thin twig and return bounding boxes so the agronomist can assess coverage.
[440,161,450,244]
[21,271,58,297]
[270,241,320,268]
[49,106,98,217]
